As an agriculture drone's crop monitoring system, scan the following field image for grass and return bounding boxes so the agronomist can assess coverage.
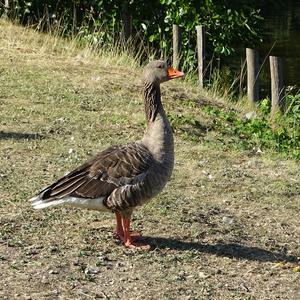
[0,19,299,299]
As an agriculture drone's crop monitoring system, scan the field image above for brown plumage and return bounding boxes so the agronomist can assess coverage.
[30,60,184,249]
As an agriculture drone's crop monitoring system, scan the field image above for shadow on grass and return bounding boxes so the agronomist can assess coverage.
[0,131,43,140]
[146,237,299,263]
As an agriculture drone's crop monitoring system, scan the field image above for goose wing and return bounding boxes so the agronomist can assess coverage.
[31,142,154,204]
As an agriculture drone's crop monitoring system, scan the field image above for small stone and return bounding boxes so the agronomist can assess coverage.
[41,275,50,284]
[240,283,250,292]
[85,266,100,275]
[222,216,234,225]
[46,289,60,297]
[198,271,209,279]
[256,148,263,154]
[95,291,107,298]
[198,160,208,167]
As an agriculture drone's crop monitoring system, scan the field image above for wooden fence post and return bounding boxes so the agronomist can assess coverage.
[270,56,284,117]
[196,25,206,88]
[172,25,181,69]
[246,48,259,105]
[121,1,132,42]
[4,0,10,17]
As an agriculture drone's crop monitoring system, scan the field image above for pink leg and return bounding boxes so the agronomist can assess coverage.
[113,212,142,241]
[122,217,150,250]
[113,212,124,240]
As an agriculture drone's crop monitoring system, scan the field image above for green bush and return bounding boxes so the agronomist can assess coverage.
[1,1,263,68]
[202,95,300,159]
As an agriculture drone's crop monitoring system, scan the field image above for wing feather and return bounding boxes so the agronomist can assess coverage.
[33,142,153,206]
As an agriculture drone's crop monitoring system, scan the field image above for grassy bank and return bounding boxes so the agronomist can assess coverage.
[0,19,299,299]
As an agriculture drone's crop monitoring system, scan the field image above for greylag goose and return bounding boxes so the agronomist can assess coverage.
[30,60,184,249]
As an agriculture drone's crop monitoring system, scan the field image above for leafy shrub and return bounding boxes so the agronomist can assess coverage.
[1,0,263,68]
[202,98,300,159]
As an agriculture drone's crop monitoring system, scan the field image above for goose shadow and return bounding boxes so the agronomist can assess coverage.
[143,236,299,263]
[0,131,44,140]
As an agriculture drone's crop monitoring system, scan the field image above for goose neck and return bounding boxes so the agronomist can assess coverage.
[143,81,163,124]
[142,81,173,161]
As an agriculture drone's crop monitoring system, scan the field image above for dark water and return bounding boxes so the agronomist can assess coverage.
[259,0,300,87]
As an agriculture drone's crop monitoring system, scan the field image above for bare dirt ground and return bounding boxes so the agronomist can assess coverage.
[0,20,299,299]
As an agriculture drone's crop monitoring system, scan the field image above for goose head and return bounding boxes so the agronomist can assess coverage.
[142,60,184,84]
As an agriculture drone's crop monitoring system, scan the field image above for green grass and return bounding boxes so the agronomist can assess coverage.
[0,19,299,299]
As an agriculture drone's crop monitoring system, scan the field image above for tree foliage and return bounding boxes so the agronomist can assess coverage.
[1,0,263,64]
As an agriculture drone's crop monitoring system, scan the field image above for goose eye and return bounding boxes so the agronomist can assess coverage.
[157,64,164,69]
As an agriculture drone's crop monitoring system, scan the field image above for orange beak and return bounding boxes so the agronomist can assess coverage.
[167,67,185,79]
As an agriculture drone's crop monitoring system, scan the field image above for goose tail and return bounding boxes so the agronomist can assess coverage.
[29,189,108,211]
[29,189,65,209]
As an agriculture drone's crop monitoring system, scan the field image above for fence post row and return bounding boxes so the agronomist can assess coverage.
[170,26,286,115]
[172,25,181,69]
[246,48,260,105]
[270,56,284,117]
[196,25,206,89]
